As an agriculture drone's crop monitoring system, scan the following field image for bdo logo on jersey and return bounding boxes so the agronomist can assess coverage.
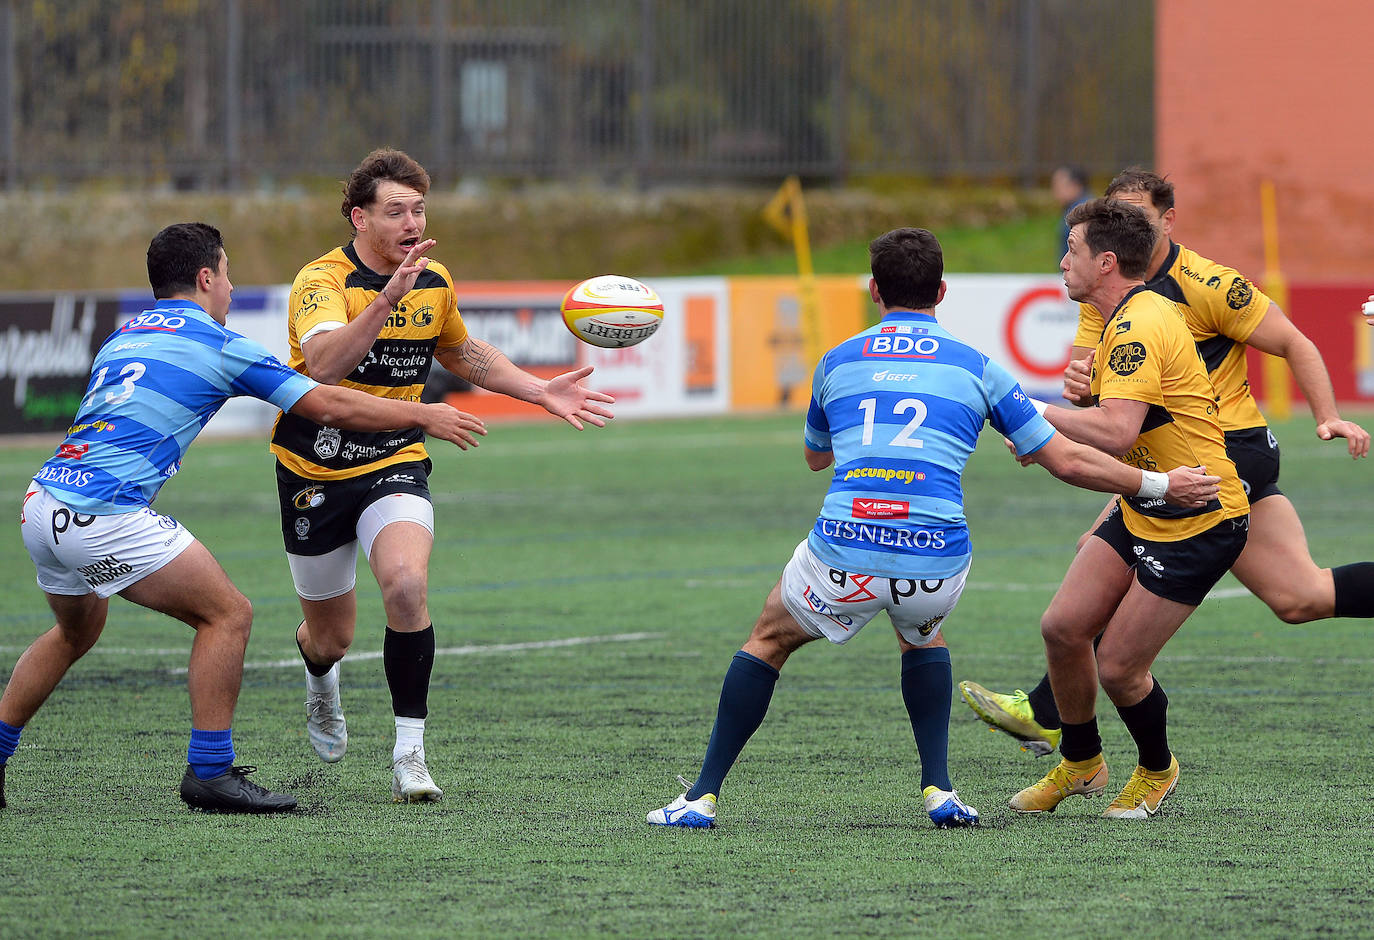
[863,334,940,359]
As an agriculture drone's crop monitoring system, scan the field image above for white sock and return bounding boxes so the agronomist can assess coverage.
[393,716,425,763]
[306,661,339,696]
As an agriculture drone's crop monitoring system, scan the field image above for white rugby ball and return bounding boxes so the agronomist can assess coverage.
[560,274,664,348]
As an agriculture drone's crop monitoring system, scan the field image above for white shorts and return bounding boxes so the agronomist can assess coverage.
[286,492,434,601]
[20,483,196,598]
[778,539,969,646]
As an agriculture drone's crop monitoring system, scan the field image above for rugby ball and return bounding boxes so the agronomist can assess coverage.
[560,275,664,348]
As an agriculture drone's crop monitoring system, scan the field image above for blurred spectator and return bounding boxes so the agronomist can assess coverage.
[1051,165,1092,262]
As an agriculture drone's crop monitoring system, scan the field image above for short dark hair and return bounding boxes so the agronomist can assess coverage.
[869,227,943,310]
[1054,164,1089,189]
[147,222,224,299]
[1065,199,1155,280]
[1104,166,1175,213]
[341,148,431,228]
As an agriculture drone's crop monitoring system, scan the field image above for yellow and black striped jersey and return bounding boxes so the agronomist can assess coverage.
[1075,241,1272,432]
[269,242,468,480]
[1091,286,1249,541]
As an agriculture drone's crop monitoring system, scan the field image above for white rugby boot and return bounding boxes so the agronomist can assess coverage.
[392,745,443,803]
[305,662,347,763]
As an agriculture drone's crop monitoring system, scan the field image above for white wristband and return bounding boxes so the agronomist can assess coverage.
[1031,398,1048,416]
[1136,469,1169,499]
[1363,299,1374,318]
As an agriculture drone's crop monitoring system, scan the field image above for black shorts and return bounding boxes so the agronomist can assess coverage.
[1225,426,1281,503]
[1094,506,1250,606]
[276,459,432,557]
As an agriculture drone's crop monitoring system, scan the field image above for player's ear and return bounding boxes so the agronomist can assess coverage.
[934,281,947,306]
[351,204,367,232]
[868,278,881,305]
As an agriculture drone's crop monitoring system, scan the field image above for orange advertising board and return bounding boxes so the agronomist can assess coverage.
[728,276,869,410]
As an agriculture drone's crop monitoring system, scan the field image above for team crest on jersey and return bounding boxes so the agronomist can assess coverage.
[1108,342,1147,375]
[411,304,435,327]
[1226,277,1253,310]
[1206,275,1222,288]
[313,427,342,459]
[1113,320,1131,334]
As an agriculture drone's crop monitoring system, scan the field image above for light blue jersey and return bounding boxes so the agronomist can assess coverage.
[804,310,1054,579]
[33,299,317,514]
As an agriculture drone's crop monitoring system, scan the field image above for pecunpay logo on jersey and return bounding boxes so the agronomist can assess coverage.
[862,334,941,359]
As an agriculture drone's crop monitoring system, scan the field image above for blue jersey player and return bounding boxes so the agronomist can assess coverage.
[1,223,485,814]
[647,227,1221,829]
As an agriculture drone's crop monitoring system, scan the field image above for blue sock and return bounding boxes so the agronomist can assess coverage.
[187,728,235,781]
[900,646,953,792]
[687,650,780,800]
[0,719,22,766]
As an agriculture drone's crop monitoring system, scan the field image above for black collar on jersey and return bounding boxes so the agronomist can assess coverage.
[1100,283,1154,343]
[342,241,390,291]
[1145,241,1182,287]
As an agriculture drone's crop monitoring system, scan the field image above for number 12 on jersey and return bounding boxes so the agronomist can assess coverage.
[858,396,926,448]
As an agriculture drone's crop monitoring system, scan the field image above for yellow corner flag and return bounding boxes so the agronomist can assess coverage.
[763,176,822,366]
[1259,180,1291,421]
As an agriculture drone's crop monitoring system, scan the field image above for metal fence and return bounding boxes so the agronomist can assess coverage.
[0,0,1152,188]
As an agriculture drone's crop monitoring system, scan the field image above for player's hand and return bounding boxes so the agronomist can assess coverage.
[1003,436,1035,467]
[419,402,487,450]
[381,238,437,308]
[1162,465,1220,508]
[541,365,616,430]
[1362,294,1374,326]
[1063,350,1095,406]
[1316,418,1371,458]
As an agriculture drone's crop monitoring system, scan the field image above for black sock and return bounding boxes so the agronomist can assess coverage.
[297,635,333,678]
[1059,717,1102,762]
[1333,563,1374,617]
[1025,674,1061,730]
[1115,678,1171,772]
[384,625,435,720]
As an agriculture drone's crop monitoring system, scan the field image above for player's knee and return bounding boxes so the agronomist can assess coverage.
[1096,657,1132,697]
[377,565,428,611]
[1039,611,1077,651]
[224,592,253,639]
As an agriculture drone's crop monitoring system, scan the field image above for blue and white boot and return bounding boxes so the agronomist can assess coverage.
[647,775,717,828]
[923,785,979,828]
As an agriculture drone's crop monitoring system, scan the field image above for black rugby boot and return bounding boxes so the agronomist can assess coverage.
[179,765,297,813]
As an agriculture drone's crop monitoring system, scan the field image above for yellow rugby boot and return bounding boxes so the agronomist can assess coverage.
[959,681,1062,756]
[1102,755,1179,820]
[1009,755,1108,814]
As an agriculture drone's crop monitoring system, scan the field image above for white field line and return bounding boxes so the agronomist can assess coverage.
[163,630,664,675]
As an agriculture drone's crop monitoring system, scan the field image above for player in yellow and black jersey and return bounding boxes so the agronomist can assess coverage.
[1088,285,1248,542]
[270,243,468,479]
[1006,200,1249,819]
[959,169,1374,770]
[271,148,615,803]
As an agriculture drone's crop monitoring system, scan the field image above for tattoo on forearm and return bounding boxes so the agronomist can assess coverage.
[462,340,498,384]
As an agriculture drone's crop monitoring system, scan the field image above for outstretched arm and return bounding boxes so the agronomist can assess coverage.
[436,338,615,430]
[290,384,486,450]
[1246,304,1369,457]
[1023,433,1218,508]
